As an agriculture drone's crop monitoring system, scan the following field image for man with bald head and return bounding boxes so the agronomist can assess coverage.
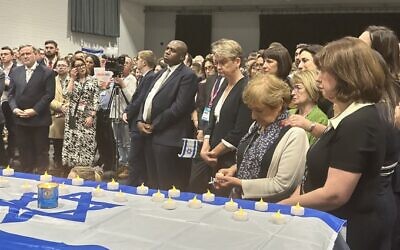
[137,40,198,190]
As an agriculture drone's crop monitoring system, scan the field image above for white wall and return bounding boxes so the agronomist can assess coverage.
[144,11,260,57]
[0,0,144,57]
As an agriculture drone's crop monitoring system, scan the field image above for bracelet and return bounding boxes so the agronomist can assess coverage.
[308,123,316,132]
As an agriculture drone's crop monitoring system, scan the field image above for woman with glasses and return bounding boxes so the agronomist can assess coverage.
[62,58,99,169]
[283,70,328,145]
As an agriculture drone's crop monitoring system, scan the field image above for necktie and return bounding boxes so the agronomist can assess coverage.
[48,60,53,69]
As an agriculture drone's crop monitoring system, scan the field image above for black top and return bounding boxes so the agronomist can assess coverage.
[304,105,392,250]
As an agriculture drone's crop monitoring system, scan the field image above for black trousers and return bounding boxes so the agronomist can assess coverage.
[0,123,7,166]
[95,109,116,171]
[51,138,63,168]
[145,138,191,191]
[16,125,49,173]
[128,131,147,186]
[2,101,16,160]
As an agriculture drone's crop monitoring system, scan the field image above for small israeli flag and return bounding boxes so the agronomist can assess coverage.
[178,138,200,158]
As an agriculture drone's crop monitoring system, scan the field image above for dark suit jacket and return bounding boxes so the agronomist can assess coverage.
[0,69,5,124]
[204,76,253,149]
[138,63,198,147]
[125,70,157,132]
[8,64,55,127]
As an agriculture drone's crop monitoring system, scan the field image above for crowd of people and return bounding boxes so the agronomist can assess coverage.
[0,24,399,250]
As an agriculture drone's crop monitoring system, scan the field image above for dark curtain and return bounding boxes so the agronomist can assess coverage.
[70,0,120,37]
[175,15,212,57]
[260,13,400,56]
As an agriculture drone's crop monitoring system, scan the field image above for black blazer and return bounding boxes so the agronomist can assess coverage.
[125,70,157,132]
[138,63,198,147]
[205,76,253,149]
[8,64,55,126]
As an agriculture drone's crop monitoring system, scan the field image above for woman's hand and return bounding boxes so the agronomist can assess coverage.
[214,166,239,189]
[200,139,217,167]
[395,102,400,128]
[84,116,94,128]
[70,68,78,81]
[282,114,311,130]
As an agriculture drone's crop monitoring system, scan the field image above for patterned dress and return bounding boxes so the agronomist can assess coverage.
[62,76,99,167]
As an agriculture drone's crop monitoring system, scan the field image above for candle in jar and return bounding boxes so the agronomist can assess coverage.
[0,177,9,188]
[92,185,104,197]
[202,189,215,202]
[168,185,180,198]
[255,198,268,212]
[72,175,84,186]
[2,165,14,176]
[151,189,165,202]
[224,198,238,212]
[270,210,286,224]
[290,202,305,216]
[232,207,249,221]
[136,183,149,195]
[40,171,52,182]
[107,178,119,190]
[162,197,177,210]
[188,195,202,209]
[113,190,127,202]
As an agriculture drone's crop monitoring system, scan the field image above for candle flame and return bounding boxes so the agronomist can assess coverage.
[96,185,100,190]
[6,165,10,170]
[192,195,197,201]
[140,183,145,187]
[76,175,81,180]
[44,171,48,176]
[259,198,264,203]
[229,198,234,204]
[295,202,301,208]
[206,189,211,194]
[238,207,245,215]
[275,210,282,218]
[157,189,161,194]
[111,178,116,183]
[172,185,176,191]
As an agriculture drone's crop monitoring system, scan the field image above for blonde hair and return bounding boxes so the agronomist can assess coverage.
[211,39,242,60]
[138,50,156,68]
[290,70,319,103]
[243,74,291,110]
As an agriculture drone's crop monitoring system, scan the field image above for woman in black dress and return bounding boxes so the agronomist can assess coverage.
[280,37,396,250]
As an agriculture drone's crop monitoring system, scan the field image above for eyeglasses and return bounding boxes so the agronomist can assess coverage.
[57,64,68,68]
[74,64,86,68]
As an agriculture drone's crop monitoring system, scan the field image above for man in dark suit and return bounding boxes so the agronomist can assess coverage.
[122,50,157,186]
[137,40,198,190]
[38,40,59,70]
[8,45,55,173]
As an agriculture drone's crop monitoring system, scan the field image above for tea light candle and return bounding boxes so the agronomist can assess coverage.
[2,165,14,176]
[40,171,52,182]
[136,183,149,195]
[0,177,9,188]
[162,197,177,210]
[224,198,239,212]
[92,185,104,197]
[21,182,33,193]
[151,189,165,202]
[232,207,249,221]
[291,202,305,216]
[270,210,286,224]
[113,190,127,202]
[188,195,202,209]
[255,198,268,212]
[202,189,215,202]
[72,176,84,186]
[215,172,224,178]
[58,182,69,195]
[107,178,119,190]
[168,185,180,198]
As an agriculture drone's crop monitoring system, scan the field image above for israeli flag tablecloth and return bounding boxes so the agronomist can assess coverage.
[0,172,346,250]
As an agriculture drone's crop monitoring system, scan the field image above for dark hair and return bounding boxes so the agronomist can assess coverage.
[71,58,88,78]
[263,44,292,80]
[1,46,13,55]
[366,25,400,77]
[299,44,323,56]
[85,54,100,76]
[44,40,58,48]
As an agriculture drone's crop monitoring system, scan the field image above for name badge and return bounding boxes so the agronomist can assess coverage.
[201,107,211,122]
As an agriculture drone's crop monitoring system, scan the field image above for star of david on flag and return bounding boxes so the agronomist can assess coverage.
[178,138,200,158]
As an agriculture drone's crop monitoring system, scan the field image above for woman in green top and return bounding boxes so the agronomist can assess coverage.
[284,70,328,145]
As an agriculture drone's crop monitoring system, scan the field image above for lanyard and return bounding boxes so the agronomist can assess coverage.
[208,77,223,107]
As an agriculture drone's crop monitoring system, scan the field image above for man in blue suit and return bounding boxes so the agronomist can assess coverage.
[8,45,55,173]
[137,41,198,190]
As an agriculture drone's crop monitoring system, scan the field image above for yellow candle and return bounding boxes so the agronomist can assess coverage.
[202,189,215,202]
[168,185,180,198]
[188,195,202,209]
[255,198,268,212]
[136,183,149,195]
[233,207,249,221]
[151,189,165,202]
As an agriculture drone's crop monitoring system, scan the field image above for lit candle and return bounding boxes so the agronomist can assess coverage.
[162,197,177,210]
[58,182,69,195]
[107,178,119,190]
[136,183,149,195]
[232,207,249,221]
[215,172,224,178]
[20,182,33,193]
[2,165,14,176]
[270,210,286,224]
[113,190,127,202]
[290,202,305,216]
[71,175,84,186]
[92,185,104,197]
[40,171,52,182]
[224,198,239,212]
[0,177,9,188]
[168,185,180,198]
[151,189,165,202]
[255,198,268,212]
[202,189,215,202]
[188,195,202,209]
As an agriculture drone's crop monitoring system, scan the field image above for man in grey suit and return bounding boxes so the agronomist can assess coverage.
[8,45,55,173]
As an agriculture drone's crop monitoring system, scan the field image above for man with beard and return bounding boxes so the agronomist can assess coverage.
[39,40,59,70]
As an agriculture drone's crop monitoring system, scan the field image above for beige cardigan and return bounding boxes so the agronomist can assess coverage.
[241,127,309,201]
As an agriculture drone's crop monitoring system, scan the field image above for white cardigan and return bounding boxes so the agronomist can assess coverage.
[241,127,309,201]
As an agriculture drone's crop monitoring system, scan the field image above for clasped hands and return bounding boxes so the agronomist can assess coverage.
[13,108,37,118]
[213,165,241,189]
[137,121,153,134]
